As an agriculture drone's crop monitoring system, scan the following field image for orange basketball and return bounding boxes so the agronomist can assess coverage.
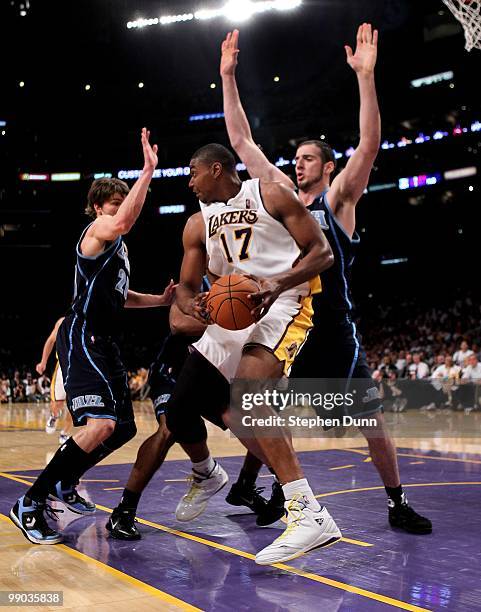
[206,274,260,330]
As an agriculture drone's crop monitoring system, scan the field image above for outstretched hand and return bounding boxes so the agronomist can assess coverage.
[345,23,378,75]
[141,127,158,172]
[220,29,240,77]
[158,279,177,306]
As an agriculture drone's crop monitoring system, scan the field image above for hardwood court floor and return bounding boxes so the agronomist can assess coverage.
[1,403,480,611]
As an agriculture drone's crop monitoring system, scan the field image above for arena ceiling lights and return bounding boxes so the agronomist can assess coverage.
[126,0,303,29]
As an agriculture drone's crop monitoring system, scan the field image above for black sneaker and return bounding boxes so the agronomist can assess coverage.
[10,495,63,545]
[256,481,286,526]
[388,496,432,534]
[226,481,269,515]
[106,507,140,540]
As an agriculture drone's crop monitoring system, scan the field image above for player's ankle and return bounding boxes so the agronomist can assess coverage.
[282,478,321,512]
[192,454,216,477]
[118,488,142,511]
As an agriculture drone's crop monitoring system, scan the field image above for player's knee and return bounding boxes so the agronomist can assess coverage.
[156,417,175,448]
[85,417,116,444]
[222,408,233,430]
[104,420,137,451]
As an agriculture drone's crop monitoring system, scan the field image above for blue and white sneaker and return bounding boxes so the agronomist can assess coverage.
[10,496,63,545]
[48,482,96,515]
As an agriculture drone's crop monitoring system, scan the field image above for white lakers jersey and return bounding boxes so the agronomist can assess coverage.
[199,179,317,296]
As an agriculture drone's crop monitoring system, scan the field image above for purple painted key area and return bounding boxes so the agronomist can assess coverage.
[2,448,481,611]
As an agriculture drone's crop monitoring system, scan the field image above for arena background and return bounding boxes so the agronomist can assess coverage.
[1,0,480,371]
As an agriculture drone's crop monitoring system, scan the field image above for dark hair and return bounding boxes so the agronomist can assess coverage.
[85,178,130,219]
[191,143,237,174]
[298,139,337,170]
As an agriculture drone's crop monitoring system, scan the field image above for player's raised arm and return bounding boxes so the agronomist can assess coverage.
[250,182,333,318]
[81,128,158,257]
[175,212,208,321]
[221,30,295,188]
[329,23,381,210]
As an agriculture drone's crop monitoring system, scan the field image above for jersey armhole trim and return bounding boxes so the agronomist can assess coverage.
[324,192,361,245]
[76,223,121,261]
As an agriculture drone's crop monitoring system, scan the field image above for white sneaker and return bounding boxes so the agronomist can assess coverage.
[175,462,228,522]
[45,414,58,434]
[255,497,341,565]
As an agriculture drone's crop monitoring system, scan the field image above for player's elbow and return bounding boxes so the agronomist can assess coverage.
[169,318,187,336]
[359,139,380,158]
[318,242,334,272]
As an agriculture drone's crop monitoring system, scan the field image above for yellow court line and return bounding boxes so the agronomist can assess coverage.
[329,464,355,471]
[0,514,199,612]
[344,447,481,465]
[340,537,372,548]
[104,487,124,491]
[0,473,119,484]
[80,479,120,483]
[409,461,425,465]
[0,472,33,486]
[0,470,427,611]
[95,503,425,611]
[363,457,372,463]
[316,481,481,499]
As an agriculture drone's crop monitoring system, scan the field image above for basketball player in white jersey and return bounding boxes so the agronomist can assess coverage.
[164,142,342,565]
[36,317,72,444]
[219,26,431,534]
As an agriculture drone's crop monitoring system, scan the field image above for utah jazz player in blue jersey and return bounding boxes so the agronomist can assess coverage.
[10,128,176,545]
[220,25,431,534]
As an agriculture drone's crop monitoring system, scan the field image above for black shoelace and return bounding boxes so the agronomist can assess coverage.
[30,503,63,532]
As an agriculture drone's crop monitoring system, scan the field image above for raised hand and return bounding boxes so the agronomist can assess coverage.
[220,29,240,77]
[141,127,158,172]
[345,23,378,76]
[158,279,177,306]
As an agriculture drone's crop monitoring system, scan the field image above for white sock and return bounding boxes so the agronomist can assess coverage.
[192,455,216,477]
[282,478,321,512]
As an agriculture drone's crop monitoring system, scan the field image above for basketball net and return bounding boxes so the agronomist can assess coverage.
[442,0,481,51]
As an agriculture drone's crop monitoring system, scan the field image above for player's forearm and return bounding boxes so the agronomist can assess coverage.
[222,73,254,150]
[175,283,198,316]
[357,73,381,153]
[114,168,155,234]
[125,290,164,308]
[274,242,334,293]
[40,336,56,365]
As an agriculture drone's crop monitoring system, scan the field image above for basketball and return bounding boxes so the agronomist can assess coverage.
[206,274,260,330]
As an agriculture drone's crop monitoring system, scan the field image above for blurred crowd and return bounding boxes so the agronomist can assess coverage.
[2,294,480,410]
[0,370,51,403]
